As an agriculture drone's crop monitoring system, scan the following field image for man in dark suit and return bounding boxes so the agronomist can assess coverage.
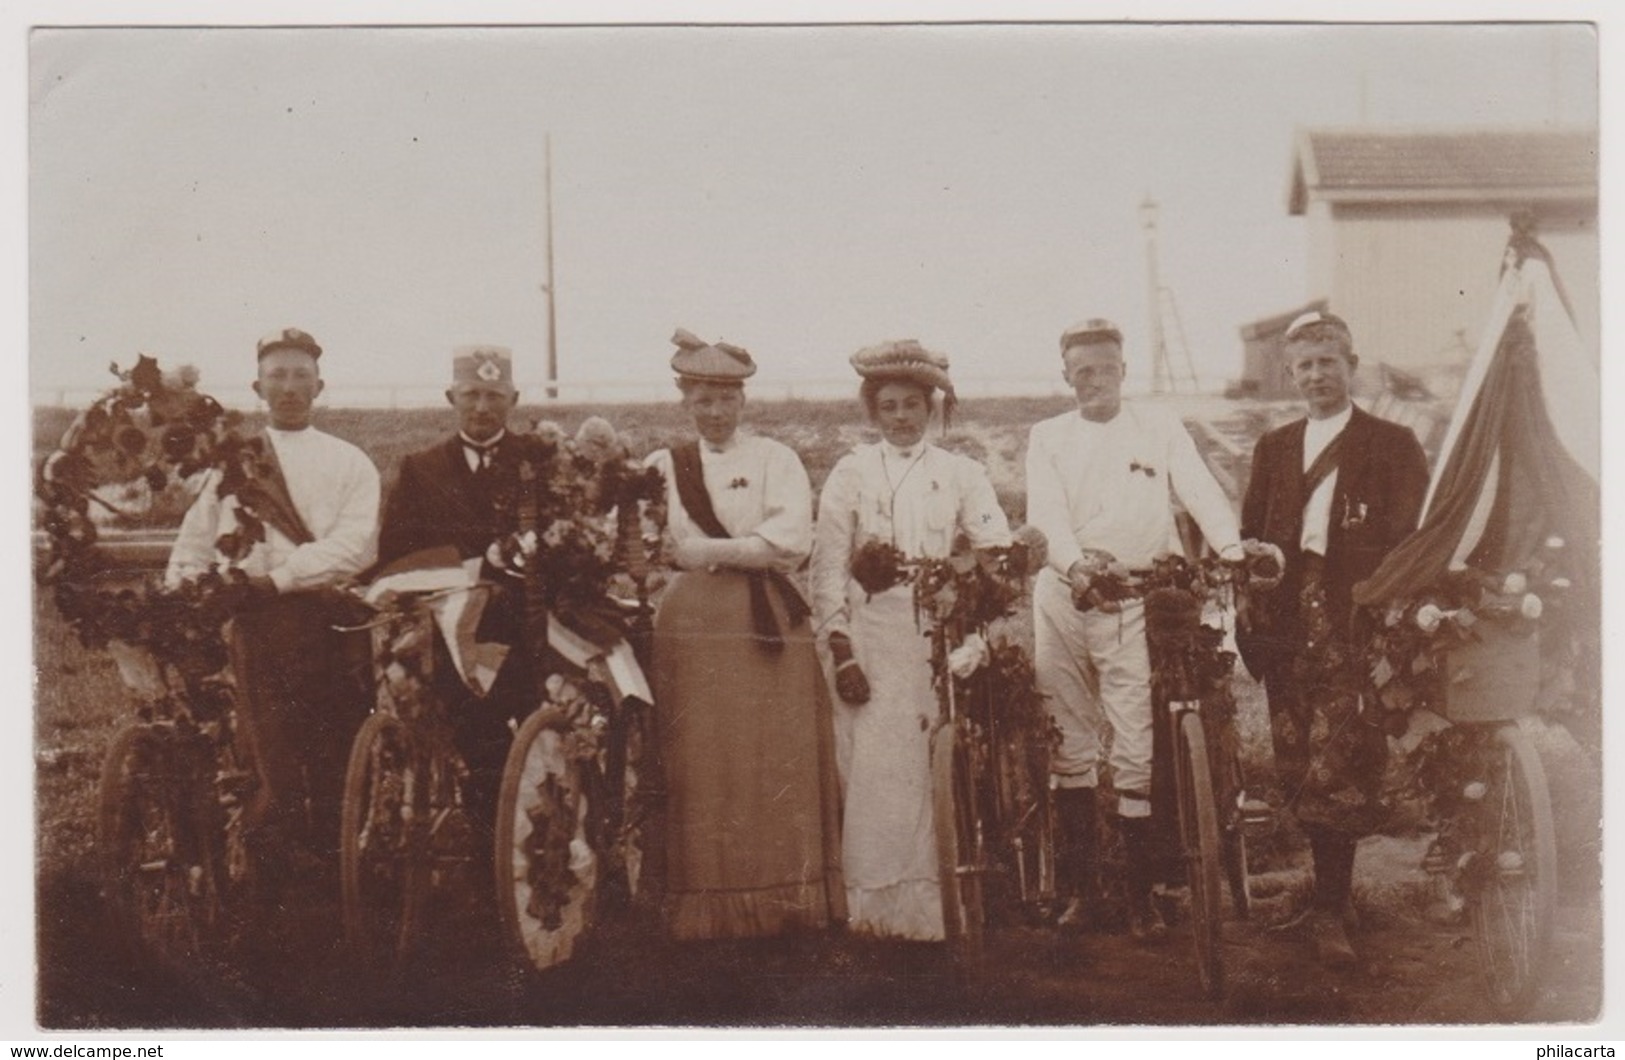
[377,344,534,825]
[1238,311,1429,966]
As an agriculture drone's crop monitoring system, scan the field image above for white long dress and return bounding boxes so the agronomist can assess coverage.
[811,440,1011,940]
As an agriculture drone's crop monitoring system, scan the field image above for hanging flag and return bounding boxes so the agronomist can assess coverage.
[1354,217,1599,734]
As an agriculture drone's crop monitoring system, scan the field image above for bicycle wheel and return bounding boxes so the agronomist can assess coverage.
[932,721,985,965]
[599,699,656,914]
[1175,709,1224,999]
[1472,722,1557,1017]
[340,712,427,966]
[97,724,223,967]
[990,714,1057,920]
[496,706,600,973]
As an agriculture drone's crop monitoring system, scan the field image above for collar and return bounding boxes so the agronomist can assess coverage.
[1305,404,1353,435]
[459,429,506,451]
[702,433,740,455]
[265,425,313,441]
[881,439,926,463]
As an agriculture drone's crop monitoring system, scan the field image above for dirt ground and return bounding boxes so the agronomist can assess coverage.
[32,595,1604,1031]
[35,875,1604,1029]
[35,811,1602,1030]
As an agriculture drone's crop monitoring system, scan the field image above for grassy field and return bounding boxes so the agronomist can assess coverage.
[34,392,1285,531]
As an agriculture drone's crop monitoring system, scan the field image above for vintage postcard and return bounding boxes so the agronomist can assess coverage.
[12,5,1608,1039]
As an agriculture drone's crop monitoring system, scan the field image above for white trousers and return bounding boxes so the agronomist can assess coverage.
[1032,569,1154,818]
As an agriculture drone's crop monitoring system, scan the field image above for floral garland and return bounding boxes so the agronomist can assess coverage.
[1361,537,1590,832]
[491,416,668,632]
[1363,537,1574,733]
[36,357,288,686]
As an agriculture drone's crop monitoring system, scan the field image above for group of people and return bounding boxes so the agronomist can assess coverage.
[162,309,1427,969]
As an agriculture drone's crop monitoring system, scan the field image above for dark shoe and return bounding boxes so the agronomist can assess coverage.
[1309,911,1358,968]
[1056,896,1089,932]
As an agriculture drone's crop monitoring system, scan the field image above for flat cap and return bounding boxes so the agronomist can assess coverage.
[1283,309,1352,344]
[256,327,322,360]
[670,328,756,382]
[1059,318,1123,353]
[849,339,955,396]
[452,344,516,390]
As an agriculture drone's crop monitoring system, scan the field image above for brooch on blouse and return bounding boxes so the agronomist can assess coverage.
[728,476,749,490]
[1129,460,1157,478]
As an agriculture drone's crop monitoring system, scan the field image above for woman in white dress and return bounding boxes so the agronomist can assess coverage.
[646,329,845,941]
[811,340,1011,941]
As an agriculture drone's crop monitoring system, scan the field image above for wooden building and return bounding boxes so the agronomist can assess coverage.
[1281,126,1598,399]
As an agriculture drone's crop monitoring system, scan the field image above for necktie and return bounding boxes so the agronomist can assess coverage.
[465,441,497,473]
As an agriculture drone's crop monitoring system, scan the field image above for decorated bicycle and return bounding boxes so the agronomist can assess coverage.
[343,415,667,972]
[840,528,1055,963]
[36,357,288,967]
[1353,220,1597,1017]
[1068,544,1283,998]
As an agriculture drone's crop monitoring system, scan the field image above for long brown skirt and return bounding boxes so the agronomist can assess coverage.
[651,569,846,940]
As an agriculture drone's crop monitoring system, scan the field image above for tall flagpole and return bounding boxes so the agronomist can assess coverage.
[1139,195,1170,395]
[544,134,559,400]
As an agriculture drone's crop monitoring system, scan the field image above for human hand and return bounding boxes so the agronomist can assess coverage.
[1067,549,1115,605]
[1239,539,1286,590]
[835,660,871,705]
[827,631,871,705]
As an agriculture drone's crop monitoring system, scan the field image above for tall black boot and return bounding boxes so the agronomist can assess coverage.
[1118,815,1168,944]
[1307,832,1359,966]
[1053,787,1098,929]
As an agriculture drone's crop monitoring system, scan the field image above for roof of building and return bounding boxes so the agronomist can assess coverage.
[1288,127,1597,214]
[1238,298,1329,342]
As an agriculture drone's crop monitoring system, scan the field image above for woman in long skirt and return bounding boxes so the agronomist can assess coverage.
[646,328,845,940]
[810,340,1011,940]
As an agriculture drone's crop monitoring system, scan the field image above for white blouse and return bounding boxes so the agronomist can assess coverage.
[811,441,1011,640]
[645,432,813,573]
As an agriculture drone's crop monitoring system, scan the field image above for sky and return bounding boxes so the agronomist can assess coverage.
[26,19,1597,405]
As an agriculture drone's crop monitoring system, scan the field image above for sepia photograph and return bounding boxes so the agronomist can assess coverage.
[17,7,1605,1035]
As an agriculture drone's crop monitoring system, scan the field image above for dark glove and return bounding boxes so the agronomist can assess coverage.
[828,631,871,706]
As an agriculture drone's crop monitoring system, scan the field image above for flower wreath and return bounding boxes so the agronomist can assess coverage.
[36,357,287,685]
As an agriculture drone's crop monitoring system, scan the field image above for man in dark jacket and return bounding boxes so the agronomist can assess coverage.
[377,345,535,824]
[1238,311,1429,966]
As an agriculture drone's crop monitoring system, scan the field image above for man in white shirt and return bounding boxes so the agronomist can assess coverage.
[1025,318,1241,941]
[167,327,380,874]
[1238,311,1428,965]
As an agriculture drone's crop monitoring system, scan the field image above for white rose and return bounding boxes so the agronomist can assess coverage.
[1415,603,1445,634]
[1545,536,1566,550]
[1521,593,1544,620]
[948,633,990,679]
[1462,780,1487,801]
[1502,572,1528,595]
[1552,577,1572,590]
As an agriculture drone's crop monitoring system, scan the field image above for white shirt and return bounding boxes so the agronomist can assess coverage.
[1024,403,1240,576]
[458,429,506,473]
[165,426,381,592]
[645,432,813,573]
[811,441,1012,638]
[1300,403,1353,557]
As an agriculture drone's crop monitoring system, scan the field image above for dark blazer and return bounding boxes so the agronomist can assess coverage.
[377,434,526,568]
[1237,405,1429,677]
